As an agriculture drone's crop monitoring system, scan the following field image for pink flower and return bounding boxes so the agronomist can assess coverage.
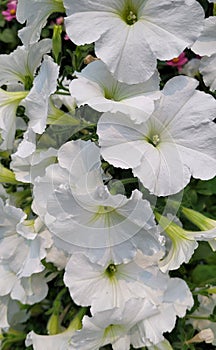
[2,0,17,22]
[64,34,70,41]
[56,17,64,25]
[166,52,188,71]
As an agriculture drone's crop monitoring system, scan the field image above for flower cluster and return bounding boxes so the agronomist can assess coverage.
[2,0,17,22]
[0,0,216,349]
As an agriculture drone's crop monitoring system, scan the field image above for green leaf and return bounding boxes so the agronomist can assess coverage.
[0,164,19,184]
[191,265,216,285]
[0,13,6,27]
[195,178,216,195]
[0,28,16,43]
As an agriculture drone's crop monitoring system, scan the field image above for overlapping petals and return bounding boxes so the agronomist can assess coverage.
[98,76,216,196]
[64,0,204,83]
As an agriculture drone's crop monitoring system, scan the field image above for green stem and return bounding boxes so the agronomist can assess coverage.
[120,178,138,185]
[187,315,212,321]
[55,91,71,96]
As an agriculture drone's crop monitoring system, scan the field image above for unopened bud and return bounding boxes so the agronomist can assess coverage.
[84,55,100,65]
[47,313,61,335]
[186,329,214,344]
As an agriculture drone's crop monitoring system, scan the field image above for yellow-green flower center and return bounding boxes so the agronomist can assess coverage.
[105,263,118,278]
[126,10,137,24]
[120,2,138,26]
[152,134,160,146]
[145,133,161,147]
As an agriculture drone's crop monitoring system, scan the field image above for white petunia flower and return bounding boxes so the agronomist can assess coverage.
[64,0,204,84]
[69,60,160,122]
[181,207,216,251]
[0,55,59,151]
[16,0,65,46]
[47,182,161,265]
[44,140,161,264]
[0,39,52,88]
[98,76,216,196]
[64,251,166,313]
[155,213,216,272]
[33,139,161,264]
[70,298,158,350]
[70,278,192,349]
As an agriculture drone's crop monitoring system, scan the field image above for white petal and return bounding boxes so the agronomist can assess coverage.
[159,234,198,273]
[32,163,69,220]
[12,273,48,304]
[24,55,59,134]
[17,0,65,46]
[58,139,101,186]
[200,54,216,91]
[11,147,57,184]
[0,295,10,328]
[0,89,27,150]
[192,17,216,56]
[25,329,73,350]
[141,0,204,60]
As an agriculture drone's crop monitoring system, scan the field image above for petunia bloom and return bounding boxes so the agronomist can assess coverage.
[182,207,216,251]
[70,279,193,349]
[98,76,216,196]
[69,60,160,123]
[155,213,216,272]
[0,41,58,150]
[64,0,204,84]
[33,139,162,265]
[64,251,166,313]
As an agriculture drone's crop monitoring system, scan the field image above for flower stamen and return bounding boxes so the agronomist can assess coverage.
[105,263,117,278]
[152,134,160,146]
[127,10,137,25]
